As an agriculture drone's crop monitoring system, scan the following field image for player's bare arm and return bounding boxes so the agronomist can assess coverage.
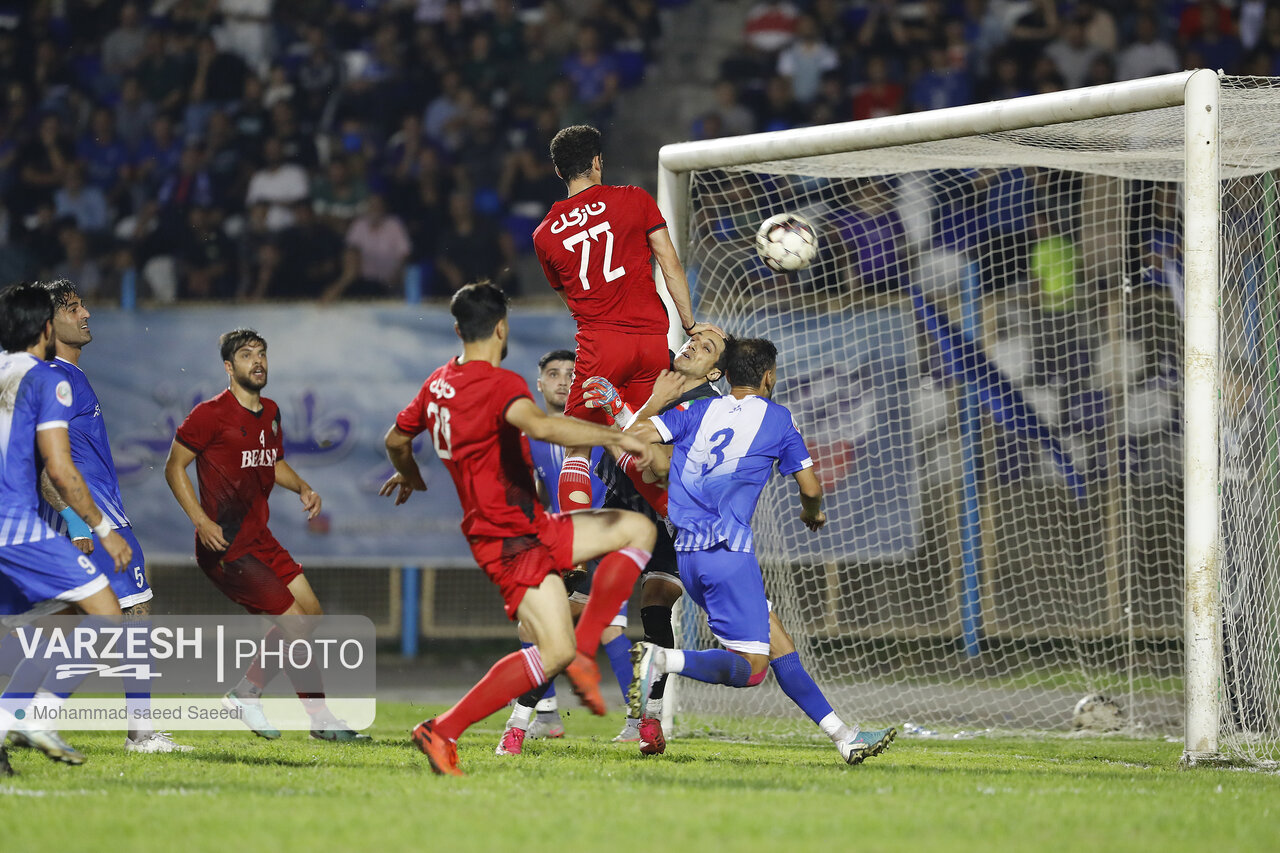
[164,438,230,552]
[39,468,94,554]
[380,425,428,506]
[793,468,826,531]
[621,418,673,480]
[38,426,131,571]
[505,397,655,471]
[275,459,322,519]
[648,228,724,339]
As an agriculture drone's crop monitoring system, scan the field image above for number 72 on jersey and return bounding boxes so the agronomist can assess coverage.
[562,221,626,291]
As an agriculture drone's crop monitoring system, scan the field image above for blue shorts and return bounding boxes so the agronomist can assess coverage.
[0,535,109,606]
[676,544,770,655]
[89,526,152,609]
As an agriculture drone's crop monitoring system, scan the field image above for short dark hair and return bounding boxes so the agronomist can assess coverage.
[538,349,575,371]
[40,278,79,310]
[549,125,601,182]
[724,337,777,388]
[0,282,54,352]
[450,280,509,342]
[219,328,267,363]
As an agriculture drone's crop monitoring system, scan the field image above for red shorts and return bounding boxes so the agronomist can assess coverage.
[564,329,670,423]
[197,539,304,616]
[468,512,575,620]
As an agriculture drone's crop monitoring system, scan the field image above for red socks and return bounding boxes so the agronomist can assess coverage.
[558,456,594,513]
[574,547,649,657]
[434,647,546,741]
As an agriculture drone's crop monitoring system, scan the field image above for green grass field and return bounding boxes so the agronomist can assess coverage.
[3,703,1277,853]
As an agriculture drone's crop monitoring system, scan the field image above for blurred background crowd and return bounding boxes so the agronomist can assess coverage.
[0,0,1264,303]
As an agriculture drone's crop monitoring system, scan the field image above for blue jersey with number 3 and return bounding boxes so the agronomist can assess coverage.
[652,394,812,553]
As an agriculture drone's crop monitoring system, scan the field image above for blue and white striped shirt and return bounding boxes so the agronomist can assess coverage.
[652,394,813,553]
[36,357,131,532]
[0,352,71,547]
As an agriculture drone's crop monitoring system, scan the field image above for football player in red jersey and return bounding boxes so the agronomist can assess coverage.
[532,124,721,516]
[381,282,658,776]
[164,328,368,742]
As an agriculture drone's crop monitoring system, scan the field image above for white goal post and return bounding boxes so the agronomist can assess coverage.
[652,70,1275,765]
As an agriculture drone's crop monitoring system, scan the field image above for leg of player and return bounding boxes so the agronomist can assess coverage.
[518,616,563,741]
[563,509,655,715]
[558,447,595,514]
[119,600,192,754]
[625,576,682,747]
[767,612,895,765]
[415,573,576,776]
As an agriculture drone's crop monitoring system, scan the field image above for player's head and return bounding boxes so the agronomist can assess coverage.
[674,329,731,385]
[219,328,268,392]
[41,279,92,351]
[536,349,575,412]
[451,280,510,359]
[550,125,602,184]
[0,282,55,358]
[724,337,778,397]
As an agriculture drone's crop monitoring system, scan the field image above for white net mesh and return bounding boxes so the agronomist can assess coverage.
[667,77,1280,764]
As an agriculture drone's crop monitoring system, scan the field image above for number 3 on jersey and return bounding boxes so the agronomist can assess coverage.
[426,401,453,459]
[562,221,625,291]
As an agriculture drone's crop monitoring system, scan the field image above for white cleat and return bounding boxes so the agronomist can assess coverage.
[837,727,896,765]
[125,732,194,753]
[626,643,665,720]
[613,717,641,743]
[9,728,85,765]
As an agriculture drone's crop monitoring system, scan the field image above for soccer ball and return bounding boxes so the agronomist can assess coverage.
[755,212,819,272]
[1071,694,1124,732]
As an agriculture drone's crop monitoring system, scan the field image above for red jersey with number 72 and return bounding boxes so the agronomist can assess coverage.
[395,358,543,540]
[532,183,670,335]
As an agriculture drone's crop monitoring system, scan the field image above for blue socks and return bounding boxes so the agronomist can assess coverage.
[603,634,633,702]
[770,651,833,725]
[676,648,752,688]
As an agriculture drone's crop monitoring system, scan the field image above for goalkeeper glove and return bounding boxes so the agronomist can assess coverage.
[582,376,635,428]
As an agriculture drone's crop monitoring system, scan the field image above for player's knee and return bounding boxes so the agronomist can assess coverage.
[741,653,769,685]
[641,577,681,608]
[538,638,576,675]
[625,512,657,552]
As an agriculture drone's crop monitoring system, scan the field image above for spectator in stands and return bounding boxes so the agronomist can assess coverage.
[397,146,454,273]
[710,80,755,137]
[137,29,187,116]
[134,114,184,200]
[832,177,907,294]
[77,106,133,209]
[1046,16,1103,90]
[230,74,269,160]
[269,101,318,170]
[756,74,807,131]
[1075,0,1119,54]
[561,24,620,124]
[323,192,412,301]
[910,46,972,112]
[12,112,74,218]
[53,226,104,297]
[312,155,370,237]
[852,56,903,121]
[102,2,147,85]
[204,110,249,214]
[1117,14,1180,81]
[54,163,110,237]
[423,70,472,152]
[433,189,514,294]
[777,15,840,105]
[1179,0,1235,45]
[1029,210,1082,387]
[294,26,343,129]
[218,0,275,70]
[245,136,308,231]
[857,1,908,63]
[1185,10,1243,74]
[267,199,342,299]
[190,34,251,108]
[1005,0,1060,72]
[157,145,215,216]
[114,76,156,152]
[178,204,237,300]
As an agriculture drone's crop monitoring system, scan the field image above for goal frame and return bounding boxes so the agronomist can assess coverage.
[653,69,1222,762]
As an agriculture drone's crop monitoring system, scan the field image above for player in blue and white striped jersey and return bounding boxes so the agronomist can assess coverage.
[627,337,896,765]
[25,280,188,755]
[0,283,133,775]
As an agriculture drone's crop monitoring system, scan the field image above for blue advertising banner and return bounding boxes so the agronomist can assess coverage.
[79,304,580,566]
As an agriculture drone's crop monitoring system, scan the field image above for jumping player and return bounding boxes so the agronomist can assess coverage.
[27,279,189,754]
[164,328,367,742]
[532,124,718,516]
[381,282,657,776]
[627,338,896,765]
[0,283,131,775]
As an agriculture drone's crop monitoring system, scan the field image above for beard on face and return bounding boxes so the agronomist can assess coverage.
[235,365,267,391]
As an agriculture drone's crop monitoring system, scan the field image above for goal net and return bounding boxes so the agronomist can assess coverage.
[658,72,1280,766]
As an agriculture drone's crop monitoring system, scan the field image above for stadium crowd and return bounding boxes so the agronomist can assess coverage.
[0,0,1263,303]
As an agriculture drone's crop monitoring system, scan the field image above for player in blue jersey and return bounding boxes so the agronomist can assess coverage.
[627,338,896,765]
[21,280,189,755]
[496,349,630,755]
[0,283,133,776]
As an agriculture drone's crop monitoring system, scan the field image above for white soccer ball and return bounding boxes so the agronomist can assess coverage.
[1071,693,1124,732]
[755,212,819,272]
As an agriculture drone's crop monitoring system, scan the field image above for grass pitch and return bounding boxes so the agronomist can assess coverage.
[2,702,1276,853]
